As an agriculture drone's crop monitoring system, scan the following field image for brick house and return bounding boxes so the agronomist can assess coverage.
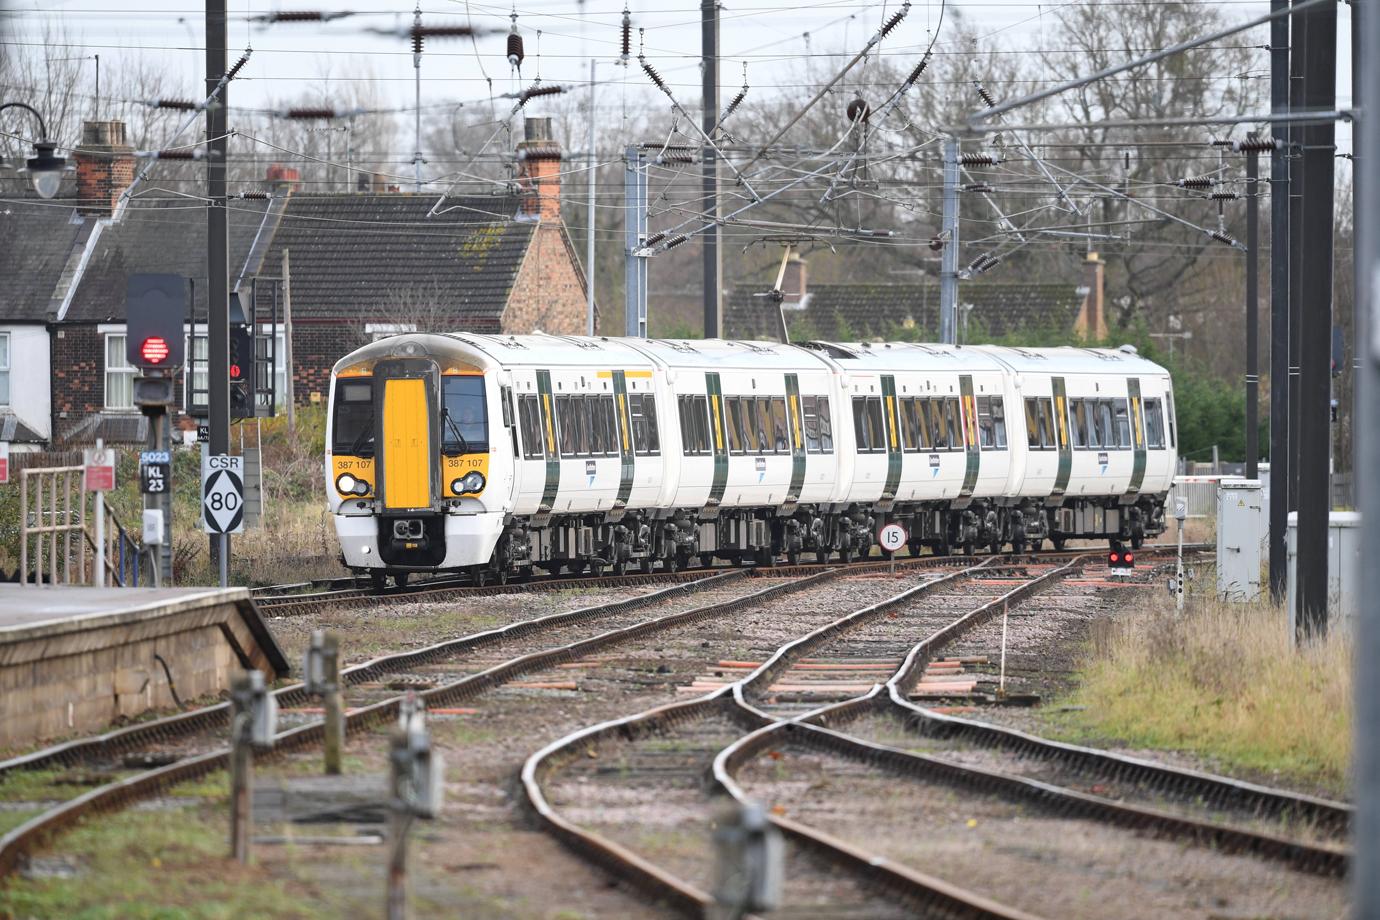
[0,115,591,446]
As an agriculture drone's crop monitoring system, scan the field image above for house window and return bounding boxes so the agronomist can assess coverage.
[0,333,9,406]
[105,333,135,410]
[188,333,208,411]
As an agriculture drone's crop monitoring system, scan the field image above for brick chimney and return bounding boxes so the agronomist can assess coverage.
[265,164,300,196]
[516,116,562,222]
[1075,251,1108,341]
[73,120,134,216]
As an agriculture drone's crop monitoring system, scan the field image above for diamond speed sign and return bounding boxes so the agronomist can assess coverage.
[202,453,245,534]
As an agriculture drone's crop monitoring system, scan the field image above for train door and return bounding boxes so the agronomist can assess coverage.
[1050,376,1073,498]
[957,375,980,498]
[1126,377,1148,495]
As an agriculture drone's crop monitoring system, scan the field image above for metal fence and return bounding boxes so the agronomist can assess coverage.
[18,466,149,587]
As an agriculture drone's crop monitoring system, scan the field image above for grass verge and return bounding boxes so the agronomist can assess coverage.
[1051,589,1351,795]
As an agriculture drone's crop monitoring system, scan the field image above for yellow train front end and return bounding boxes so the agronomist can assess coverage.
[326,334,508,588]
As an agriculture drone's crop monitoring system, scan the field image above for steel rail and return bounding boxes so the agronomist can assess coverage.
[0,564,852,875]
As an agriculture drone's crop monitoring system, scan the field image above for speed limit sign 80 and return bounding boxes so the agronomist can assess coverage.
[202,453,245,534]
[877,522,908,554]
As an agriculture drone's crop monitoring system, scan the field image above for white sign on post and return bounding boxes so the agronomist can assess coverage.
[878,522,908,555]
[0,441,9,484]
[202,454,245,534]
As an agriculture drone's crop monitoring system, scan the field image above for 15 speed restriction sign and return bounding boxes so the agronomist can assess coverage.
[202,453,245,534]
[877,522,908,555]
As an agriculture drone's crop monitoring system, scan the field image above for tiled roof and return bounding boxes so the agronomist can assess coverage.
[0,199,89,322]
[725,282,1084,342]
[63,198,271,323]
[260,193,533,321]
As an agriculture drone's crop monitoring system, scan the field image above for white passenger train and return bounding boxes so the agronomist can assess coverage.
[326,334,1178,587]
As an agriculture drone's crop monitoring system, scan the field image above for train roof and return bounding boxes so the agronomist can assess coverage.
[973,344,1171,376]
[625,337,832,371]
[798,340,1009,373]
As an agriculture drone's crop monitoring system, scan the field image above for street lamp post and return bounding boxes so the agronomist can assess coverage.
[0,102,70,199]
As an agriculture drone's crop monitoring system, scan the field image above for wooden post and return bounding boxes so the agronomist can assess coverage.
[19,470,27,585]
[323,631,343,775]
[282,249,295,433]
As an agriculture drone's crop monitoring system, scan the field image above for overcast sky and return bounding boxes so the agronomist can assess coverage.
[0,1,1355,139]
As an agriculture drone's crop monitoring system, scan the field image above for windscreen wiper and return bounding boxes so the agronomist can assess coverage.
[442,409,470,455]
[348,416,374,455]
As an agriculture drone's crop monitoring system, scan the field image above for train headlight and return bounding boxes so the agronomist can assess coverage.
[336,472,370,496]
[452,471,486,495]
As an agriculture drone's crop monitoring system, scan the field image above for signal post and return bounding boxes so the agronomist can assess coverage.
[127,274,188,586]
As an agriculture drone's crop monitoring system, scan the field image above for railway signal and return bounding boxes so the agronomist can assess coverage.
[228,670,277,864]
[387,697,444,920]
[1108,548,1135,572]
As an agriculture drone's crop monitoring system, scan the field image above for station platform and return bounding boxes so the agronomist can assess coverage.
[0,585,289,748]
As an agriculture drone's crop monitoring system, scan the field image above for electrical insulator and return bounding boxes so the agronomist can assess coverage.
[958,152,997,167]
[518,84,563,107]
[657,152,695,165]
[1233,134,1279,153]
[285,107,336,119]
[928,234,944,252]
[846,96,871,124]
[508,15,524,70]
[226,52,250,80]
[903,53,931,89]
[412,25,423,54]
[1209,191,1240,201]
[878,3,909,39]
[964,183,993,193]
[645,232,667,247]
[1209,229,1238,246]
[153,99,199,111]
[620,7,632,63]
[238,191,271,200]
[640,56,669,94]
[665,234,689,250]
[1177,176,1214,189]
[719,88,747,125]
[973,81,996,108]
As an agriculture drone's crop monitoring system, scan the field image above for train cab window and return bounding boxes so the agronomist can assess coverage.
[678,394,712,456]
[332,379,374,456]
[1113,398,1131,448]
[1165,393,1178,448]
[518,394,544,459]
[629,393,660,456]
[976,396,1007,449]
[1143,397,1166,449]
[769,397,789,453]
[441,376,488,455]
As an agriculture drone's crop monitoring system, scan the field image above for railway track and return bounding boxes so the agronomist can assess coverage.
[0,551,977,877]
[525,547,1350,919]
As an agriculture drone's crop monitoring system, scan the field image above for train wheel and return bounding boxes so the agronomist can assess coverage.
[700,553,714,568]
[840,545,853,564]
[569,560,587,576]
[495,566,509,585]
[639,556,654,574]
[370,571,388,592]
[816,548,830,564]
[613,560,627,576]
[757,548,776,568]
[473,569,487,587]
[665,554,680,573]
[787,548,800,566]
[1131,534,1144,550]
[1012,539,1027,555]
[393,572,409,588]
[989,539,1003,555]
[963,540,975,557]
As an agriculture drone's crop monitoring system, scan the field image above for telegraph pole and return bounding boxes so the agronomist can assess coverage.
[206,0,230,571]
[1294,0,1337,638]
[1267,0,1290,599]
[1353,0,1379,906]
[939,138,960,345]
[1245,149,1260,480]
[701,0,722,338]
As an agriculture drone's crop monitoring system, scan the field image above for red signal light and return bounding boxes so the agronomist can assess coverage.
[1109,552,1120,563]
[1125,553,1134,565]
[229,364,242,380]
[140,336,170,364]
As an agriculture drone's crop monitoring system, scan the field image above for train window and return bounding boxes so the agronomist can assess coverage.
[555,395,575,456]
[900,398,922,452]
[769,397,789,453]
[678,394,712,456]
[629,393,660,456]
[1112,399,1131,449]
[1038,399,1056,449]
[587,395,608,456]
[1143,397,1166,449]
[926,399,946,450]
[852,397,886,453]
[802,396,822,452]
[1093,399,1114,449]
[943,398,963,451]
[1024,398,1043,449]
[851,398,869,452]
[603,395,622,455]
[1069,400,1088,449]
[976,396,1007,450]
[518,394,544,459]
[817,396,834,452]
[500,386,515,428]
[751,398,771,454]
[1165,392,1178,448]
[332,379,374,456]
[727,397,746,454]
[442,376,488,455]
